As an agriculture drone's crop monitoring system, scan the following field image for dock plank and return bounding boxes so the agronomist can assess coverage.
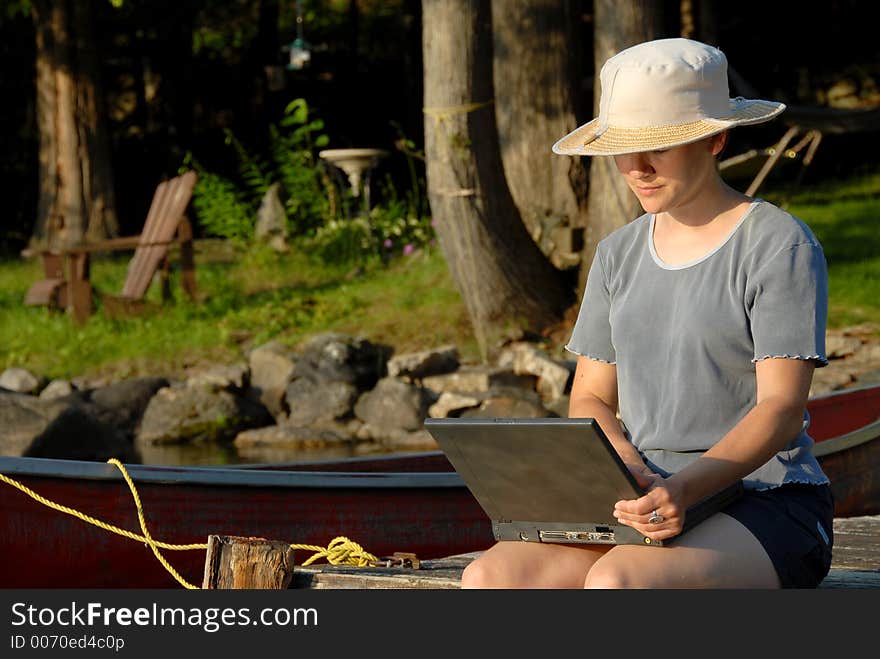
[293,516,880,589]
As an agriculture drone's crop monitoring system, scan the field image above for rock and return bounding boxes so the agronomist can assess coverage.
[826,334,862,359]
[0,392,67,456]
[89,376,170,440]
[387,345,459,380]
[0,392,137,461]
[422,365,535,395]
[428,391,482,418]
[24,405,137,463]
[254,182,290,253]
[248,341,298,419]
[296,332,392,391]
[39,379,76,400]
[0,368,42,395]
[136,384,273,445]
[809,364,856,397]
[233,424,362,463]
[377,428,439,452]
[354,377,433,434]
[459,395,555,419]
[498,342,574,402]
[285,377,359,426]
[234,424,353,450]
[855,368,880,386]
[186,363,249,391]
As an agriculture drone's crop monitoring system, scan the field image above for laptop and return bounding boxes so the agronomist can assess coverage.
[424,417,743,547]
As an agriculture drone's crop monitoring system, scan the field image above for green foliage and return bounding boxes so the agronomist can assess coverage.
[183,154,255,246]
[185,98,332,245]
[307,216,377,264]
[305,121,435,264]
[188,98,435,266]
[270,98,331,235]
[763,170,880,329]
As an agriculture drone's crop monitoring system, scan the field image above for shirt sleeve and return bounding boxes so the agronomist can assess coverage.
[565,248,616,363]
[749,242,828,367]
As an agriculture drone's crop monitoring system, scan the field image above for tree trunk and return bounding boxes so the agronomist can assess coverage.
[491,0,588,268]
[579,0,664,294]
[423,0,574,362]
[31,0,118,250]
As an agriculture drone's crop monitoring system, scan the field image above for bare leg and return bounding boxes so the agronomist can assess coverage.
[584,513,780,589]
[461,541,612,589]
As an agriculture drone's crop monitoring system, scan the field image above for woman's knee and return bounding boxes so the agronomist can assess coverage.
[583,560,638,589]
[461,555,504,589]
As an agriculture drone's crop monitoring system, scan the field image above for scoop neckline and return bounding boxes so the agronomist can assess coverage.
[648,200,760,270]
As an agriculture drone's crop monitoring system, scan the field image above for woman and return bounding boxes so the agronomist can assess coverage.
[461,38,833,589]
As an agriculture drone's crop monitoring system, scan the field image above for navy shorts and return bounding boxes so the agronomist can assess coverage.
[722,483,834,588]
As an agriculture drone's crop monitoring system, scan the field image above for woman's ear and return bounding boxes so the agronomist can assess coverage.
[711,131,729,157]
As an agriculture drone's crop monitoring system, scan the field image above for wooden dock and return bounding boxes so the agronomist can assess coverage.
[291,515,880,589]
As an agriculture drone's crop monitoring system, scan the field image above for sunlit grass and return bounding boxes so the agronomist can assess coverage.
[763,170,880,332]
[0,241,475,380]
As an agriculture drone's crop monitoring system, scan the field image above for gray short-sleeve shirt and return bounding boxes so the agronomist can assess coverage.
[566,200,830,490]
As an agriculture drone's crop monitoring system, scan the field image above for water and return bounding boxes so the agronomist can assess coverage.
[134,441,395,467]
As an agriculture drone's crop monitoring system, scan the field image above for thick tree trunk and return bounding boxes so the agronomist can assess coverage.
[31,0,118,250]
[491,0,588,268]
[579,0,664,294]
[423,0,574,361]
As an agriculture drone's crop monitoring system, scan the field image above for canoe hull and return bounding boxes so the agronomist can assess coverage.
[0,460,493,589]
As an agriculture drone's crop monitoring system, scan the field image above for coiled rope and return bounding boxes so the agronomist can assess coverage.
[0,459,380,589]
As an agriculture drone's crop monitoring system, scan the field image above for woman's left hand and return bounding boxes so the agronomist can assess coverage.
[613,475,687,541]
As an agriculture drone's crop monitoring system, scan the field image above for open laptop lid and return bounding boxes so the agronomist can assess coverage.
[424,417,742,547]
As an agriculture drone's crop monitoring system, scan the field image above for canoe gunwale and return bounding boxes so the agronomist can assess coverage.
[0,455,466,489]
[813,419,880,458]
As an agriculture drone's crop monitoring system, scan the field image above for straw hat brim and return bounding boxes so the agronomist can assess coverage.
[552,99,786,157]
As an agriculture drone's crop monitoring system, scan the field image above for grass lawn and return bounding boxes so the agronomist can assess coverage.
[0,241,477,381]
[765,173,880,331]
[1,169,877,382]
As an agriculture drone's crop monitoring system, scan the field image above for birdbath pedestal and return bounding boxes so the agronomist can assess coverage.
[319,148,388,214]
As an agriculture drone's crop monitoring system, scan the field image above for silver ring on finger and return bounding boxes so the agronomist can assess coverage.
[648,510,665,524]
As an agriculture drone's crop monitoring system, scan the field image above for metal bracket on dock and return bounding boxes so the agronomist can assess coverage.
[369,552,420,569]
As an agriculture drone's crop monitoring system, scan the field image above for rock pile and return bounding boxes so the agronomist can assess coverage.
[0,332,575,463]
[1,327,877,464]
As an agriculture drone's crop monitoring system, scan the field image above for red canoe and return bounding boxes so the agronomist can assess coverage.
[0,384,877,588]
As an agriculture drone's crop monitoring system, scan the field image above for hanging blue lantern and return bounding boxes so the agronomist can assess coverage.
[285,0,311,70]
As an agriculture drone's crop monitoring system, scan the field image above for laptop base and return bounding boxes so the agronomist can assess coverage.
[494,521,661,546]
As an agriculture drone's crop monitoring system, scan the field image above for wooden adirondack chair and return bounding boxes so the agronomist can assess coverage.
[24,171,199,323]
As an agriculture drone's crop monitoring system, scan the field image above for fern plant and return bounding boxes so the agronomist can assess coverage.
[269,98,331,235]
[183,153,255,245]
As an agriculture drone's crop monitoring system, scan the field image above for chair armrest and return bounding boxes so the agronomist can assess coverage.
[30,234,189,257]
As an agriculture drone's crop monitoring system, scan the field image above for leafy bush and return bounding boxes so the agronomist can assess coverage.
[183,160,255,246]
[186,98,435,265]
[185,98,331,244]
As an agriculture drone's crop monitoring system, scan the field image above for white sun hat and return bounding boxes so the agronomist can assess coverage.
[552,38,786,157]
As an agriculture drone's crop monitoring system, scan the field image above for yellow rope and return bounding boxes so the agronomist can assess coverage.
[0,459,383,588]
[0,464,206,550]
[108,458,201,589]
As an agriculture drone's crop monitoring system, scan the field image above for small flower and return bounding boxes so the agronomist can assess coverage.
[383,238,393,249]
[403,243,415,256]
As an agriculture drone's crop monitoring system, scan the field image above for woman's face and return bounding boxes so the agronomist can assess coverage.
[612,135,725,215]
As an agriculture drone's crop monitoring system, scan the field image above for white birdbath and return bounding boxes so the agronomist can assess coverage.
[319,148,389,214]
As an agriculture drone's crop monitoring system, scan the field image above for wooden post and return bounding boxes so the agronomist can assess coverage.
[177,215,197,300]
[202,535,295,590]
[67,252,93,324]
